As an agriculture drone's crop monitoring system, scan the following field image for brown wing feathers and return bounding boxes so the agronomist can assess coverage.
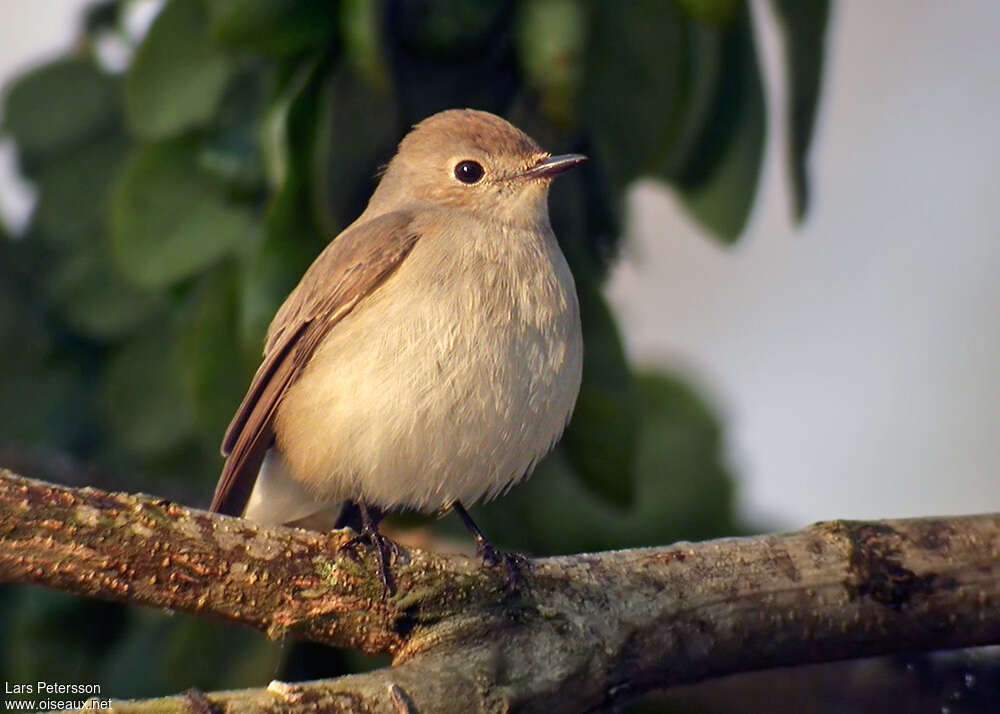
[209,211,421,517]
[210,322,307,515]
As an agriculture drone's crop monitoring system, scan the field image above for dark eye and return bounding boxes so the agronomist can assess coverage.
[454,160,484,184]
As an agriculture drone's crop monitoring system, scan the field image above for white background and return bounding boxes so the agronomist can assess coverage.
[2,1,998,528]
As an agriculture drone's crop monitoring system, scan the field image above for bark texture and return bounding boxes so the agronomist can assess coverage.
[0,469,997,713]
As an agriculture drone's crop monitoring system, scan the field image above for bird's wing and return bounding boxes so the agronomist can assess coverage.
[210,210,421,516]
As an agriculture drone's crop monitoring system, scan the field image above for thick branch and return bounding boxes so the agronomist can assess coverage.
[0,468,998,713]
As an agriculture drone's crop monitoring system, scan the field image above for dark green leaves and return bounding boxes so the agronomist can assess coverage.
[0,246,91,447]
[100,328,195,456]
[313,67,399,234]
[19,121,162,340]
[561,285,638,507]
[1,58,118,167]
[125,0,233,139]
[580,2,783,243]
[675,0,742,25]
[32,133,127,245]
[200,69,270,195]
[177,269,248,442]
[241,61,327,352]
[674,13,766,241]
[340,0,390,86]
[771,0,831,220]
[580,1,768,243]
[98,612,282,698]
[388,0,515,121]
[582,0,689,192]
[515,0,586,126]
[208,0,338,56]
[239,214,315,358]
[631,371,735,541]
[44,245,163,339]
[391,0,507,59]
[110,136,256,288]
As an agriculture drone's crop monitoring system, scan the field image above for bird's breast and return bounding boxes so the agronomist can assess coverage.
[274,219,583,511]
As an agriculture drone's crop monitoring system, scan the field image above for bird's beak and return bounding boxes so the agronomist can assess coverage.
[523,153,588,179]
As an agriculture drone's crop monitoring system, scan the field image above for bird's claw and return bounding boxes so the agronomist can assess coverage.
[340,528,400,597]
[477,541,529,594]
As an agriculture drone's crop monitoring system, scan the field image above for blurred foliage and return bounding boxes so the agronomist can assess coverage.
[771,0,830,220]
[0,0,829,707]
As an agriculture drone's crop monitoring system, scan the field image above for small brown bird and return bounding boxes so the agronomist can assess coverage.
[210,109,585,588]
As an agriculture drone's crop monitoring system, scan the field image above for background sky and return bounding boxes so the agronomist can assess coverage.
[2,1,998,528]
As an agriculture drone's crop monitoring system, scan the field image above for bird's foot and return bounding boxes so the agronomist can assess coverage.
[477,540,529,594]
[339,522,400,597]
[450,500,529,594]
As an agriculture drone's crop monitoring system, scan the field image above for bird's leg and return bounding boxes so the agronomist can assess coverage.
[338,502,398,596]
[451,501,527,592]
[333,500,384,532]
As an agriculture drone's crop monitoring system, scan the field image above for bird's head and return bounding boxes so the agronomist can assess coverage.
[368,109,586,228]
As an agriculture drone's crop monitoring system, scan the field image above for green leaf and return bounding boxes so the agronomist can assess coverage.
[177,268,248,445]
[388,0,515,122]
[581,0,689,192]
[100,327,196,456]
[313,66,399,236]
[1,58,118,166]
[631,371,736,540]
[771,0,830,220]
[242,163,324,355]
[3,589,124,685]
[341,0,390,88]
[241,59,327,354]
[100,612,280,698]
[208,0,338,56]
[110,136,257,288]
[44,244,164,339]
[125,0,232,139]
[32,133,128,246]
[657,21,726,179]
[515,0,586,126]
[200,69,270,195]
[29,133,163,339]
[674,0,742,25]
[0,240,105,450]
[0,271,80,445]
[260,58,323,190]
[239,208,315,359]
[560,283,638,507]
[391,0,507,59]
[674,13,766,241]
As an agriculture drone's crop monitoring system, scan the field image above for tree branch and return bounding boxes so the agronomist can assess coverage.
[1,468,997,713]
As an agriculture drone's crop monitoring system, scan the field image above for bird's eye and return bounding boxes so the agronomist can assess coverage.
[454,160,485,184]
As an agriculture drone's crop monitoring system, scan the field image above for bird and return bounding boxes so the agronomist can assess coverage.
[210,108,585,590]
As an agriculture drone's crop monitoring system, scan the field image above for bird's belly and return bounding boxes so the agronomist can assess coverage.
[273,254,582,512]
